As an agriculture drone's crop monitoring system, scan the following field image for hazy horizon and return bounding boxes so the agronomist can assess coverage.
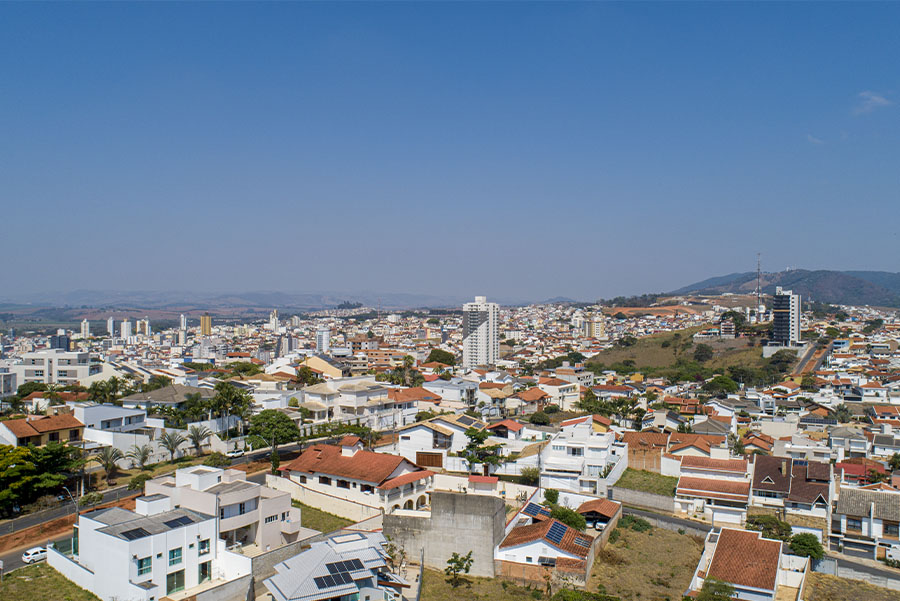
[2,3,899,300]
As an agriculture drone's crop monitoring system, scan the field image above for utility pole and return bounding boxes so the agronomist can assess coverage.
[757,253,762,313]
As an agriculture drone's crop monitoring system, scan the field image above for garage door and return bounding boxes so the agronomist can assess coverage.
[416,452,443,468]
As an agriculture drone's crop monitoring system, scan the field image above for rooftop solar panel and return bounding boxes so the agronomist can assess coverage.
[546,522,567,544]
[121,527,151,540]
[574,536,591,547]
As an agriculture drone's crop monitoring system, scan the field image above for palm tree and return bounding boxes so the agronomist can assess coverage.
[187,425,212,456]
[127,444,153,470]
[94,446,124,484]
[159,431,187,463]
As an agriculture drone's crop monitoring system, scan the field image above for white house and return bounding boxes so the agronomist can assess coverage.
[496,518,595,584]
[540,420,627,495]
[675,456,750,524]
[48,497,251,601]
[537,377,579,411]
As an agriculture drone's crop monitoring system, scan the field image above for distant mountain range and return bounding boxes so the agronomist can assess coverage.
[671,269,900,308]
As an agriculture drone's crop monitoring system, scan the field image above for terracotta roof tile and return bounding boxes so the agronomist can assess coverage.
[707,528,780,591]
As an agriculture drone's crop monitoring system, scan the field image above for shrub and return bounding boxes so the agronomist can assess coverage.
[530,411,550,425]
[520,467,541,486]
[619,515,652,532]
[203,452,231,467]
[746,514,792,541]
[78,492,103,507]
[789,533,824,560]
[544,488,559,505]
[550,505,587,531]
[544,404,560,414]
[128,473,153,491]
[608,528,621,544]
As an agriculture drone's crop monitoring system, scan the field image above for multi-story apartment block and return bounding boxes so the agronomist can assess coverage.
[771,287,801,346]
[462,296,499,369]
[48,496,251,601]
[9,348,101,386]
[145,465,301,551]
[0,361,16,398]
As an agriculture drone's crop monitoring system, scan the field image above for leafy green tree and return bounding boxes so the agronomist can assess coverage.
[789,533,824,560]
[800,374,818,392]
[126,444,153,470]
[128,473,153,491]
[702,375,739,395]
[693,344,714,363]
[444,551,474,587]
[888,453,900,473]
[834,404,853,423]
[249,410,300,473]
[544,488,560,505]
[159,431,187,462]
[204,452,231,467]
[746,514,792,541]
[530,411,550,425]
[462,427,503,467]
[187,425,212,456]
[94,446,125,484]
[520,466,540,486]
[550,506,587,531]
[426,348,456,366]
[696,578,736,601]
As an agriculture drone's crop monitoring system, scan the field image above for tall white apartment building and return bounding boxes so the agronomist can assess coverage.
[772,287,801,346]
[107,316,115,337]
[462,296,499,369]
[80,319,91,339]
[180,314,188,330]
[9,349,101,386]
[121,319,133,339]
[316,328,331,354]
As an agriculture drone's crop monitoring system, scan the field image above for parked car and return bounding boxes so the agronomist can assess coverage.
[22,547,47,564]
[226,449,245,458]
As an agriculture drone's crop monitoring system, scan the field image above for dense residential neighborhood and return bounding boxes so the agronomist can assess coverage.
[1,292,900,600]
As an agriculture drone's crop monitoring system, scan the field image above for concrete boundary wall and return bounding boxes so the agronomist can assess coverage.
[265,474,381,522]
[608,486,675,513]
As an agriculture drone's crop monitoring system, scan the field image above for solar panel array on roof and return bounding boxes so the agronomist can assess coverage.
[326,559,364,574]
[313,572,353,589]
[163,515,194,528]
[523,503,551,518]
[574,536,591,547]
[121,527,151,540]
[546,522,567,544]
[457,416,475,426]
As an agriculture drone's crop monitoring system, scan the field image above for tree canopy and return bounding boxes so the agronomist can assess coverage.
[426,348,456,366]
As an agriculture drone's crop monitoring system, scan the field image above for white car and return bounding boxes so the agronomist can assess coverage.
[22,547,47,564]
[225,449,244,458]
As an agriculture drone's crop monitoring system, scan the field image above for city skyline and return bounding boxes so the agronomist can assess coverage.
[2,3,899,300]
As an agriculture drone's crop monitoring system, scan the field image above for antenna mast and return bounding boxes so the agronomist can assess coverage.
[756,253,761,311]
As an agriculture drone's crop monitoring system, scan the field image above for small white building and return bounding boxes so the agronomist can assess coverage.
[48,498,251,601]
[539,419,627,495]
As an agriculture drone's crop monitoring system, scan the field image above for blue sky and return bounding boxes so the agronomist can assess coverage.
[2,3,898,302]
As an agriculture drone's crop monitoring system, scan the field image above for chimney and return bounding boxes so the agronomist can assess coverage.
[781,459,788,476]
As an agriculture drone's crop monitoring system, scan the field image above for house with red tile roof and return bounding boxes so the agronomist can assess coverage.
[687,528,809,601]
[496,518,596,585]
[675,457,751,524]
[0,413,84,447]
[537,377,579,411]
[279,438,434,516]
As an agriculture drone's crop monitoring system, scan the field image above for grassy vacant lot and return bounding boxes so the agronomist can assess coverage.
[805,573,900,601]
[420,567,543,601]
[292,501,354,533]
[0,563,99,601]
[589,523,704,601]
[615,468,678,497]
[587,326,767,372]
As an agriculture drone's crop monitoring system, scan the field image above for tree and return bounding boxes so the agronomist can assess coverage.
[426,348,456,366]
[544,488,560,505]
[550,506,586,531]
[834,404,852,424]
[94,446,124,484]
[800,374,818,392]
[693,344,714,363]
[127,444,153,470]
[444,551,473,587]
[187,425,212,456]
[462,428,503,468]
[296,366,323,386]
[128,473,153,491]
[696,578,736,601]
[520,466,540,486]
[213,381,254,437]
[530,411,551,426]
[746,514,792,541]
[249,410,300,473]
[888,453,900,473]
[16,381,48,399]
[789,533,824,560]
[204,452,231,467]
[702,375,739,395]
[159,431,187,463]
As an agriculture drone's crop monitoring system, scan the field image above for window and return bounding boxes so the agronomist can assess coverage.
[847,518,863,531]
[886,523,899,538]
[49,432,60,442]
[199,539,210,555]
[168,547,182,566]
[219,507,225,520]
[569,447,584,456]
[361,484,374,494]
[69,429,80,440]
[400,435,411,440]
[298,475,307,483]
[137,556,151,576]
[281,512,288,521]
[319,476,332,485]
[166,570,185,594]
[265,515,278,524]
[526,556,533,563]
[337,480,350,489]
